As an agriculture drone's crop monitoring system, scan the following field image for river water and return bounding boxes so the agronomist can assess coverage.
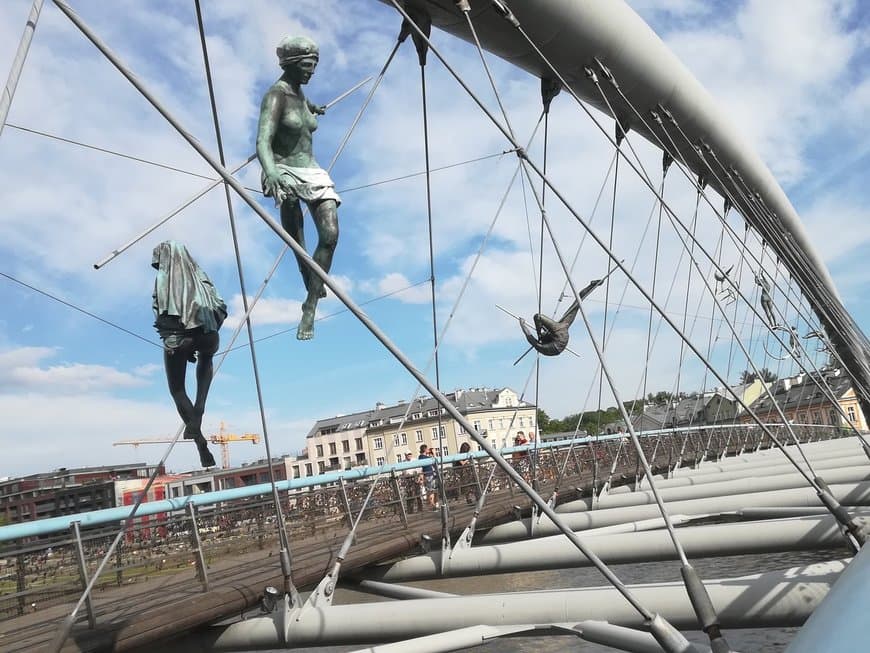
[278,548,847,652]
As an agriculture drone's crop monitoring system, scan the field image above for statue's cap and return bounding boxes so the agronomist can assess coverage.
[276,36,319,67]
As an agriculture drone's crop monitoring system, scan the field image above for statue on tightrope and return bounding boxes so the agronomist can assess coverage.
[519,277,605,357]
[754,271,777,328]
[152,241,227,468]
[256,36,340,340]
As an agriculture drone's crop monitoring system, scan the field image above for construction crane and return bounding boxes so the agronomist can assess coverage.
[114,422,260,468]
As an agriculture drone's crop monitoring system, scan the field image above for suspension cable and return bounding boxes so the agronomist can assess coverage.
[0,270,160,348]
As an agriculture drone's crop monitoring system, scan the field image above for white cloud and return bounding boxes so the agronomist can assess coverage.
[0,346,150,393]
[224,293,303,329]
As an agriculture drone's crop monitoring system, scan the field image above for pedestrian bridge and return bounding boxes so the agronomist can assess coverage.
[0,425,863,652]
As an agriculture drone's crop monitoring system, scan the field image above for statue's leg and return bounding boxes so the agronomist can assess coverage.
[164,346,197,438]
[559,299,581,328]
[281,199,313,295]
[190,331,219,435]
[298,199,339,340]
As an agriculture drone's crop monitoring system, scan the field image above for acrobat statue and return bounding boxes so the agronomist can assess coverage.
[256,35,340,341]
[152,241,227,468]
[520,277,605,356]
[754,271,777,328]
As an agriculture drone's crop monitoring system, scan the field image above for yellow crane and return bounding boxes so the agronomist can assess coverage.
[114,422,260,468]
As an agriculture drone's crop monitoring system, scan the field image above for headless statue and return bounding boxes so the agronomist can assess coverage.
[520,278,604,356]
[256,35,339,340]
[152,241,227,468]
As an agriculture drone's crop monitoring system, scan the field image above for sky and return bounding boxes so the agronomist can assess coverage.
[0,0,868,476]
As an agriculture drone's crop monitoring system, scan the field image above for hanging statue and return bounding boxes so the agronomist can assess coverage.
[713,264,736,304]
[152,241,227,468]
[519,277,606,357]
[257,35,340,341]
[754,271,777,328]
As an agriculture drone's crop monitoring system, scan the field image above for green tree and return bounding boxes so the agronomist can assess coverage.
[739,368,777,384]
[536,408,551,432]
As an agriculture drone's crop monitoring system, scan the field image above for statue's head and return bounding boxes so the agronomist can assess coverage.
[276,36,319,82]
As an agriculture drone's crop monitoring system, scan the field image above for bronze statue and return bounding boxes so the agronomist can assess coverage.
[754,271,777,328]
[520,278,604,356]
[152,241,227,468]
[256,35,340,340]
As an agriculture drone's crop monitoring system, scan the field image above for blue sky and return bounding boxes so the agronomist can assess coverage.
[0,0,867,476]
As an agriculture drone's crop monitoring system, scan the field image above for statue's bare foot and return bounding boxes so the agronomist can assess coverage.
[297,306,315,340]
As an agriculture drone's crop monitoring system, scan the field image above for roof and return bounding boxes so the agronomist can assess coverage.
[748,371,851,415]
[306,388,527,438]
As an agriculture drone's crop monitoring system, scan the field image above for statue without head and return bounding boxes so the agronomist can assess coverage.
[152,241,226,468]
[256,35,340,340]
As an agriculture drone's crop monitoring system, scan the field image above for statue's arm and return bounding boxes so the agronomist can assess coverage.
[256,89,283,180]
[307,98,326,115]
[519,318,539,346]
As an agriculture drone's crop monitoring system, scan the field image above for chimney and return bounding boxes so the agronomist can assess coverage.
[375,402,385,411]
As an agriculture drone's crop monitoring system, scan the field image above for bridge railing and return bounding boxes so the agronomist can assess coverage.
[0,425,846,620]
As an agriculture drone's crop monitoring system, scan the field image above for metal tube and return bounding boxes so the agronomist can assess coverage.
[481,482,870,543]
[70,521,97,629]
[620,453,867,495]
[364,515,864,582]
[557,465,870,514]
[176,558,843,650]
[0,0,45,139]
[186,503,210,592]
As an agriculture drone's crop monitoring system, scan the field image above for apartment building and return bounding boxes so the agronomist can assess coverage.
[305,387,536,469]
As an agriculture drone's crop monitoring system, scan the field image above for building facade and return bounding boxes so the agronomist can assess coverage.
[305,388,536,469]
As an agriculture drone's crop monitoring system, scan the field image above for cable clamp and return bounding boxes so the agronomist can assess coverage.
[491,0,520,27]
[594,58,618,88]
[583,67,598,83]
[514,146,528,160]
[455,0,471,12]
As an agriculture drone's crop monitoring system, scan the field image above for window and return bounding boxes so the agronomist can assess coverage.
[412,412,422,420]
[396,454,402,463]
[427,409,439,417]
[473,420,481,432]
[292,466,300,479]
[400,432,408,445]
[431,426,445,439]
[356,453,366,464]
[519,416,525,428]
[329,457,339,468]
[848,406,857,422]
[488,419,494,430]
[506,396,513,407]
[457,424,465,435]
[376,457,385,466]
[318,461,325,474]
[329,442,337,455]
[415,430,424,442]
[316,444,324,457]
[343,457,351,469]
[342,440,350,453]
[812,411,821,425]
[305,463,313,476]
[373,437,384,450]
[355,438,363,450]
[499,418,505,429]
[393,434,400,447]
